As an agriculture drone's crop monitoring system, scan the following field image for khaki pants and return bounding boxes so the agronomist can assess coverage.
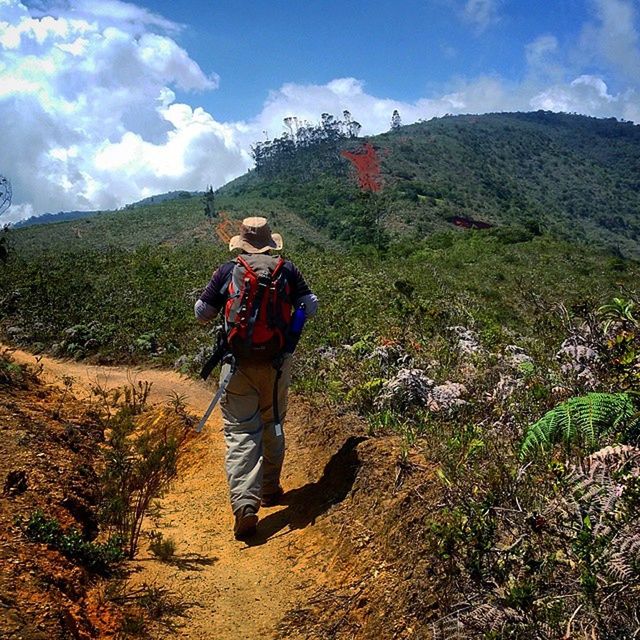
[219,356,292,514]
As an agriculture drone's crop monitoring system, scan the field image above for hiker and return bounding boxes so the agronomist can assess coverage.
[194,217,318,539]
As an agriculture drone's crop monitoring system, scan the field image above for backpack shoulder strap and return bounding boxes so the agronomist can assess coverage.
[271,256,285,278]
[235,254,255,274]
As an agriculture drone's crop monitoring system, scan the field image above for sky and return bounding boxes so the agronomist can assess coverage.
[1,0,640,222]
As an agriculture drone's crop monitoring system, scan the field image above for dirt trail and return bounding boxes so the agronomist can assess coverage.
[8,349,332,640]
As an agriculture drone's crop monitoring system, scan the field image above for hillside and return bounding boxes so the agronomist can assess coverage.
[13,209,101,228]
[13,191,201,230]
[1,111,640,639]
[223,111,640,258]
[11,111,640,259]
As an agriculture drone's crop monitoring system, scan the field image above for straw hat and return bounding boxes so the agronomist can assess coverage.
[229,216,283,254]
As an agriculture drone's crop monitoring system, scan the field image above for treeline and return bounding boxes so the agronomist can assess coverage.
[251,111,362,175]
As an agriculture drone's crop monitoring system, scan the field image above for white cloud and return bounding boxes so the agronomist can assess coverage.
[530,74,620,113]
[238,70,636,150]
[0,0,241,221]
[235,75,521,146]
[581,0,640,81]
[72,0,181,32]
[462,0,502,32]
[525,35,559,68]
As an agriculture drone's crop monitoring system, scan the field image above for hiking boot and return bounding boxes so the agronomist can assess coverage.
[234,505,258,540]
[261,486,284,508]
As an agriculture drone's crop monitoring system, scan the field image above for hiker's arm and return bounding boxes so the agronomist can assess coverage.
[194,299,218,324]
[195,262,233,324]
[288,263,318,318]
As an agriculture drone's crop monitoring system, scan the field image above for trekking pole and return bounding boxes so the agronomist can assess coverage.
[272,363,284,437]
[196,354,235,433]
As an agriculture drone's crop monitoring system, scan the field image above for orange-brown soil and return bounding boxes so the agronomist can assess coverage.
[2,348,439,639]
[0,354,120,639]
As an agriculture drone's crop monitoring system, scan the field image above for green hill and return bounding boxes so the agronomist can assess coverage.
[223,110,640,257]
[12,111,640,259]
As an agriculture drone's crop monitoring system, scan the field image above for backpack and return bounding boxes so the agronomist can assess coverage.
[223,254,292,362]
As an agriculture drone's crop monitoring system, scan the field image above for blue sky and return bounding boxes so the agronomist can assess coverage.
[147,0,595,120]
[2,0,640,220]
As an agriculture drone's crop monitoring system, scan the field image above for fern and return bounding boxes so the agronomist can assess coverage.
[520,393,636,458]
[607,533,640,582]
[566,445,640,586]
[587,444,640,470]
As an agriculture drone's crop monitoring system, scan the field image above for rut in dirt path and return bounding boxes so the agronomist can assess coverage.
[8,348,360,640]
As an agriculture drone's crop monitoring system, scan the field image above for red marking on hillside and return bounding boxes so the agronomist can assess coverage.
[215,211,242,244]
[447,216,492,230]
[341,143,382,192]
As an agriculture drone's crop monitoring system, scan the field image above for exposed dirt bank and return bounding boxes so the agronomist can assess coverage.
[4,349,362,639]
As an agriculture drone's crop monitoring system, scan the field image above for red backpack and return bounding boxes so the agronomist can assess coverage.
[224,254,292,361]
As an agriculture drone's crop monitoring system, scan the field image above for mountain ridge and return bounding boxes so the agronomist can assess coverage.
[8,111,640,259]
[219,110,640,257]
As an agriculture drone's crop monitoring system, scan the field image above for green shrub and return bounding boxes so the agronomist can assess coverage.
[22,510,124,574]
[148,531,177,561]
[0,349,30,387]
[99,386,192,559]
[0,359,24,386]
[345,378,385,412]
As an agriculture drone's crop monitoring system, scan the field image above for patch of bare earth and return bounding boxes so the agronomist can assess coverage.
[277,400,440,640]
[4,349,442,639]
[0,357,120,639]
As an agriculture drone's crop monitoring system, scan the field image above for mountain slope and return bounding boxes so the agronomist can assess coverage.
[10,111,640,258]
[222,111,640,257]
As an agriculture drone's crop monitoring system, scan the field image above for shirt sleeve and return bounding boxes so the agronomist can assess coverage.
[196,262,234,321]
[285,261,319,317]
[194,299,218,324]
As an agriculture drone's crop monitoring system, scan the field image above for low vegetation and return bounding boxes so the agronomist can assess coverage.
[519,392,638,457]
[21,509,124,574]
[2,111,640,637]
[0,349,194,636]
[96,383,193,559]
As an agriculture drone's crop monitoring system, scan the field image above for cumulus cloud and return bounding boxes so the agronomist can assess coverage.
[0,0,243,221]
[532,75,614,112]
[234,75,524,148]
[239,70,639,149]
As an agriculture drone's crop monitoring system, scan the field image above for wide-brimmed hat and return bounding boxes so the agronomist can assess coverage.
[229,216,283,254]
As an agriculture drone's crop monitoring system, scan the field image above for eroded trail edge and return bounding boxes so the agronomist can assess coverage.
[8,349,332,640]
